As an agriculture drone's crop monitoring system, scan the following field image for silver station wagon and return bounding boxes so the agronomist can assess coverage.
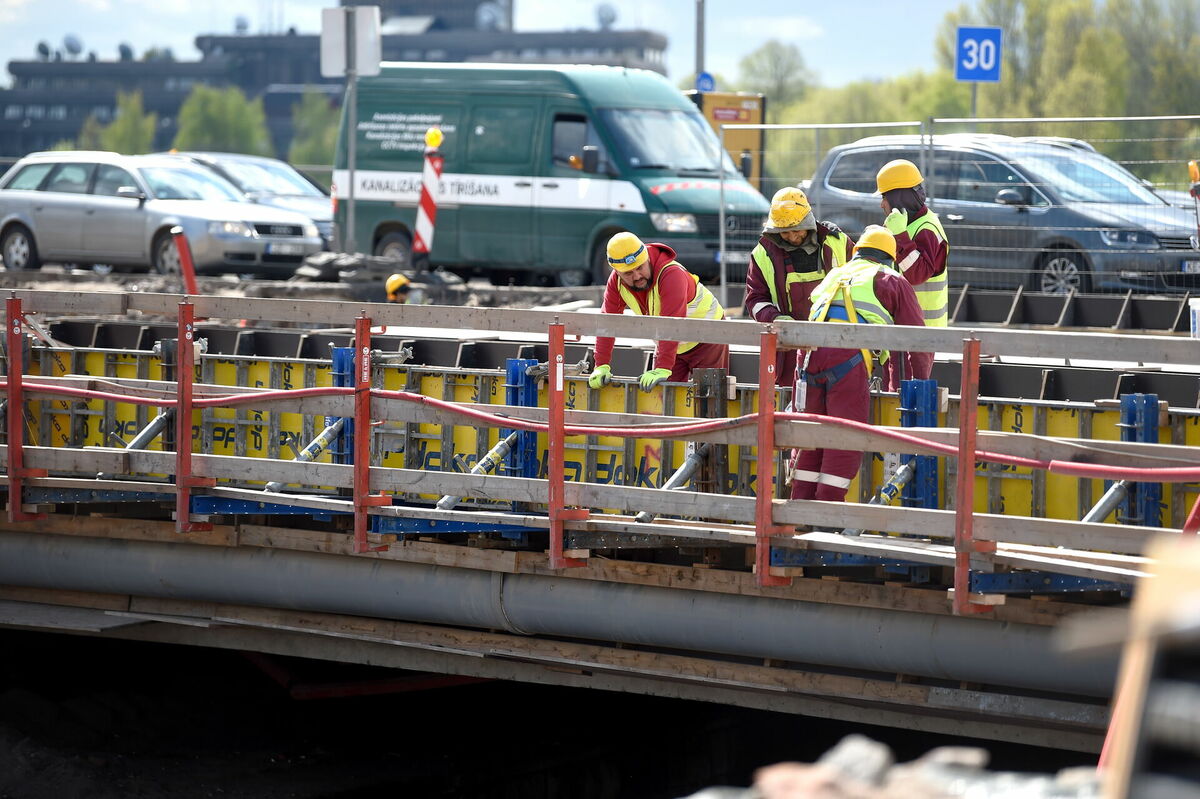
[0,151,323,275]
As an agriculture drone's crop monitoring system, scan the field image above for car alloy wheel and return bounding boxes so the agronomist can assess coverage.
[1038,253,1085,294]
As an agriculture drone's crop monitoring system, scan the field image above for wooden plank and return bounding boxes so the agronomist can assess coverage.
[11,288,1200,365]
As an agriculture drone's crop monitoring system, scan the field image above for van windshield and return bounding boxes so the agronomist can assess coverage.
[599,108,738,174]
[1016,149,1164,205]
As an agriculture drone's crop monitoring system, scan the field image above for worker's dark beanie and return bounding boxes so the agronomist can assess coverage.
[857,247,894,266]
[882,185,926,216]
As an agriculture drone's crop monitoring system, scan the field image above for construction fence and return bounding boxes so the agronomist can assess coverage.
[719,114,1200,294]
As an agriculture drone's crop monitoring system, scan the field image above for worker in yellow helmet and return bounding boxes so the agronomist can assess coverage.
[743,186,854,386]
[588,232,728,393]
[791,226,931,502]
[385,273,411,304]
[876,159,949,329]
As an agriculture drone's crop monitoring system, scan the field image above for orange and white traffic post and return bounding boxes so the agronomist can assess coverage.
[412,126,444,271]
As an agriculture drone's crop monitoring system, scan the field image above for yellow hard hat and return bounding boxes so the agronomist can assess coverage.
[606,232,648,273]
[856,225,897,260]
[386,273,411,298]
[876,159,923,193]
[763,186,814,233]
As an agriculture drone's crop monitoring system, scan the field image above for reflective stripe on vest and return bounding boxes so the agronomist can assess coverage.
[750,231,851,316]
[906,211,949,327]
[616,261,723,354]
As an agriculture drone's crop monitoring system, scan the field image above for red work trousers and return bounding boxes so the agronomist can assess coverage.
[789,347,869,502]
[669,341,730,382]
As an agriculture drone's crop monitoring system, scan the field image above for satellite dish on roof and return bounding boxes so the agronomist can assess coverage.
[118,43,134,61]
[475,2,507,31]
[235,15,249,35]
[63,35,83,57]
[597,3,617,30]
[35,41,51,61]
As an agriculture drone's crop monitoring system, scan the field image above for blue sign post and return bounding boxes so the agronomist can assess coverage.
[695,71,715,93]
[955,26,1002,117]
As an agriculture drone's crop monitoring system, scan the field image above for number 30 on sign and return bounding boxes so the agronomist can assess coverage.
[955,26,1003,83]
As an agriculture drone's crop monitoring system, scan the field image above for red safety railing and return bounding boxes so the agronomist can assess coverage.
[174,300,215,533]
[4,295,46,522]
[353,313,390,553]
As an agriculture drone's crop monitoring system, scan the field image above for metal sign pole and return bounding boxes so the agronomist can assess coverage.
[345,7,358,255]
[718,124,727,310]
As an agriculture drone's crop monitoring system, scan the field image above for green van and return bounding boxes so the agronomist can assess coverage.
[333,62,769,286]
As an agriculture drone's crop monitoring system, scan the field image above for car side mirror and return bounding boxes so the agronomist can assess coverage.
[117,186,146,205]
[581,146,599,175]
[995,188,1025,206]
[740,150,753,179]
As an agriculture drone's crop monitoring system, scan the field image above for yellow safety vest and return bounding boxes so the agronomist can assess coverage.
[809,257,894,369]
[749,230,852,316]
[902,210,949,327]
[616,261,723,354]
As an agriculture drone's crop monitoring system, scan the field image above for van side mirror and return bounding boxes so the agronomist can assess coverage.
[995,188,1025,206]
[117,186,146,206]
[581,146,599,174]
[740,150,753,179]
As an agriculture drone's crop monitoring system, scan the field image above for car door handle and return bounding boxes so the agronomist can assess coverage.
[541,182,559,189]
[33,204,43,211]
[514,181,532,187]
[945,214,964,221]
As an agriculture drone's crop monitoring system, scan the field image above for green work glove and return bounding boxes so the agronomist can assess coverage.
[884,208,909,236]
[774,314,794,322]
[638,367,672,393]
[588,363,612,389]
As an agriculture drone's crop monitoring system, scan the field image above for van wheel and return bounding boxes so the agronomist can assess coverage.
[1,225,40,271]
[590,244,611,286]
[152,232,181,275]
[374,231,412,267]
[1033,250,1090,294]
[557,268,589,287]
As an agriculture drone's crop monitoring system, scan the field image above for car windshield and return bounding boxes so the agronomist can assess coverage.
[138,165,243,201]
[1015,149,1165,205]
[214,159,324,196]
[599,108,738,174]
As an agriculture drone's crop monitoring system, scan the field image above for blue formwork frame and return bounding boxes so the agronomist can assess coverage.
[1117,392,1162,528]
[329,346,355,466]
[503,358,540,485]
[899,379,939,509]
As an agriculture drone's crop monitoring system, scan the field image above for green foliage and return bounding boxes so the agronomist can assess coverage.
[99,91,157,154]
[172,85,273,156]
[287,90,339,169]
[48,139,77,151]
[737,40,813,108]
[76,115,105,150]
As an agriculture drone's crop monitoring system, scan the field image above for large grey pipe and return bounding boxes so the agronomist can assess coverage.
[0,532,1115,698]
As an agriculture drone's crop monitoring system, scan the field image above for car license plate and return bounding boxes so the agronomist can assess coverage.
[1183,260,1200,274]
[716,250,750,264]
[268,243,303,256]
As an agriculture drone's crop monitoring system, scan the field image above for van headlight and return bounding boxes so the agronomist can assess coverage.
[208,221,253,238]
[1099,229,1159,249]
[650,213,698,233]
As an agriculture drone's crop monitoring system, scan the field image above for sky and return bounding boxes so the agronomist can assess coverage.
[0,0,962,89]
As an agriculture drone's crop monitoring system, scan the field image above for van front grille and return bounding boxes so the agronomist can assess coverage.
[694,214,765,238]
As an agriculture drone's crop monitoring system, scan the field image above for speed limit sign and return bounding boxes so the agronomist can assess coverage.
[955,26,1002,83]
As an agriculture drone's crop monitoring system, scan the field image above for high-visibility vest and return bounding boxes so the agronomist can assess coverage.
[616,261,723,354]
[902,210,949,327]
[809,257,894,368]
[749,230,852,316]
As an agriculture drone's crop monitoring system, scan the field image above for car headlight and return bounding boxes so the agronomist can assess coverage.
[303,222,319,238]
[208,221,253,238]
[1099,229,1159,249]
[650,213,698,233]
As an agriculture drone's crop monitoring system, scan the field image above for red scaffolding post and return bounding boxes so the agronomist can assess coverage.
[547,321,587,569]
[4,295,46,522]
[952,336,993,615]
[353,314,390,554]
[755,328,791,587]
[174,300,214,534]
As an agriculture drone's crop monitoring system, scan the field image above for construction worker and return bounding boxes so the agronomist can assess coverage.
[588,232,729,393]
[790,226,932,502]
[876,159,949,328]
[385,273,411,304]
[744,186,854,386]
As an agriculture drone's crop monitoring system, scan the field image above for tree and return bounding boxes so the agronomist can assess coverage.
[99,91,157,154]
[287,90,339,171]
[172,85,273,156]
[76,115,105,150]
[737,40,814,108]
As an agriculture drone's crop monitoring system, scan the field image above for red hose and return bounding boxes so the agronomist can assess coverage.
[10,380,1200,483]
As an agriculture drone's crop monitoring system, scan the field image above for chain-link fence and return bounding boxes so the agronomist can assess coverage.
[720,114,1200,295]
